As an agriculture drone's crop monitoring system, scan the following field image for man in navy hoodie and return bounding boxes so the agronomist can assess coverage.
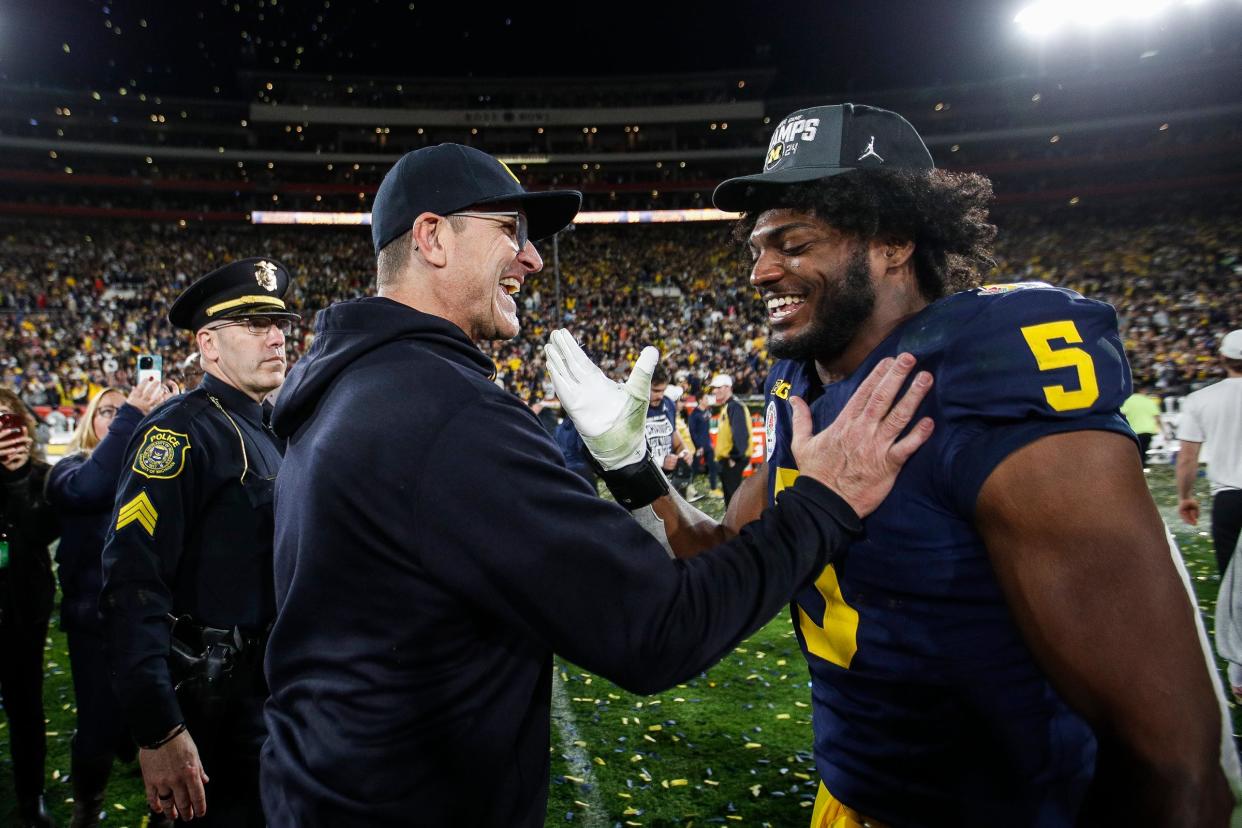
[260,143,935,827]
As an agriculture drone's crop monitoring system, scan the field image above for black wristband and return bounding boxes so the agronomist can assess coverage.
[595,454,670,510]
[141,722,186,751]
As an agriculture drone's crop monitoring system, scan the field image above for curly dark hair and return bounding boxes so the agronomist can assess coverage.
[730,168,998,300]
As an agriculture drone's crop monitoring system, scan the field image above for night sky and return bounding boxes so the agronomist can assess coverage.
[1,0,1240,98]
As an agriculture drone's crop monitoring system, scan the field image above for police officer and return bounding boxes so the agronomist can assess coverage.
[101,258,297,826]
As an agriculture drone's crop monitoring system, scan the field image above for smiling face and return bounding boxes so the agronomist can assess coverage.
[449,204,543,342]
[748,208,877,364]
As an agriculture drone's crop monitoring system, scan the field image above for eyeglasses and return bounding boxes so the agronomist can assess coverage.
[210,317,294,336]
[450,211,528,252]
[96,406,120,420]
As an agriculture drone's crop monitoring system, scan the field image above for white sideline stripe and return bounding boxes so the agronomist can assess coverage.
[1164,524,1242,793]
[550,674,608,827]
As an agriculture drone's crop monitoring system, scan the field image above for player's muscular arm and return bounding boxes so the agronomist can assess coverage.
[651,463,767,559]
[976,429,1233,825]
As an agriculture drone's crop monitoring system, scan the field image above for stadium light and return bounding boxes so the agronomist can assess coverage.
[1014,0,1207,35]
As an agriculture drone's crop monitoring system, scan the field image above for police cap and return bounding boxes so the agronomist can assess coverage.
[168,257,299,331]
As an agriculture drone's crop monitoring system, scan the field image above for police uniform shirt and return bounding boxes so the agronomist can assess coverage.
[763,283,1135,825]
[100,372,284,745]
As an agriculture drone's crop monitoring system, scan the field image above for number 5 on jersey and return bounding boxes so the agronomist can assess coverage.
[1020,320,1099,412]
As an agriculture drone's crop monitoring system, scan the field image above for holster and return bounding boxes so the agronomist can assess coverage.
[166,614,266,720]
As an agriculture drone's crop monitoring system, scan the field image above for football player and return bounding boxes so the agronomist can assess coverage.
[547,104,1237,826]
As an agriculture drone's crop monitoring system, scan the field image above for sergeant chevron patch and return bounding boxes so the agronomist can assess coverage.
[117,491,159,536]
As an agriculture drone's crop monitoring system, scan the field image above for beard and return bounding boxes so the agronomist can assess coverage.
[768,248,876,363]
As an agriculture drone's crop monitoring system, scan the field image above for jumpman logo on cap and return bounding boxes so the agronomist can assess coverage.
[858,136,883,163]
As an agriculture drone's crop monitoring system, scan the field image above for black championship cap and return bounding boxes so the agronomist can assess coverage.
[713,103,934,212]
[371,143,582,255]
[168,257,299,331]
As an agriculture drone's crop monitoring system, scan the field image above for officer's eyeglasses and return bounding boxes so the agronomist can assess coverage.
[449,211,528,252]
[210,317,294,336]
[96,406,119,420]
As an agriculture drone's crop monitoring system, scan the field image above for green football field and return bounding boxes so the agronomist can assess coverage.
[0,466,1235,826]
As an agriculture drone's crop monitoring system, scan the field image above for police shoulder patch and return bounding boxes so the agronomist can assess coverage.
[132,425,191,480]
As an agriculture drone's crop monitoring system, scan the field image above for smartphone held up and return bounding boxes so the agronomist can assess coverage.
[136,354,164,386]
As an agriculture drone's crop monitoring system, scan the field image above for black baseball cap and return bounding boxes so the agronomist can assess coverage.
[371,143,582,255]
[713,103,934,212]
[168,257,299,331]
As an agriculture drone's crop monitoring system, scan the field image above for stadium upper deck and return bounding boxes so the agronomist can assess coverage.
[2,39,1240,217]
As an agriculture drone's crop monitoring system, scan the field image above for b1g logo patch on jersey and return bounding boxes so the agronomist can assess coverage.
[765,401,778,461]
[769,378,792,400]
[132,426,190,480]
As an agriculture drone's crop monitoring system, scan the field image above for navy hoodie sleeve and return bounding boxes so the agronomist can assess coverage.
[48,403,144,511]
[414,393,858,695]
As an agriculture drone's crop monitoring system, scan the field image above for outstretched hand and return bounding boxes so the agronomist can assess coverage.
[791,353,934,518]
[545,329,659,471]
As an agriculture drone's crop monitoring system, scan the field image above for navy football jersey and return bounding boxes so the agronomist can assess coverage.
[763,283,1135,826]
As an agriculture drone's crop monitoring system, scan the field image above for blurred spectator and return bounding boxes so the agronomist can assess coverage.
[180,353,204,390]
[46,379,176,828]
[1176,330,1242,574]
[686,393,718,492]
[529,398,560,437]
[0,388,59,828]
[0,200,1236,414]
[709,374,751,506]
[1121,383,1164,466]
[645,364,689,475]
[662,384,695,499]
[554,417,597,491]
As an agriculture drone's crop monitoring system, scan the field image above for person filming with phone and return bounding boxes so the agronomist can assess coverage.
[0,389,60,828]
[47,376,177,828]
[100,258,298,826]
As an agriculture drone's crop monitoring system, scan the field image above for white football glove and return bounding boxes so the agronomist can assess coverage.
[544,329,659,471]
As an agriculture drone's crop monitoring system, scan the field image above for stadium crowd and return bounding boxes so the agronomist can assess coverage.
[1,200,1239,412]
